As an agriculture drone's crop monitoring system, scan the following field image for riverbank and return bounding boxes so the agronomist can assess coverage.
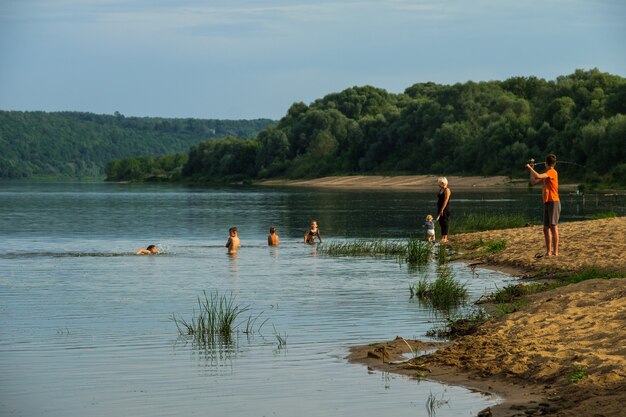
[348,217,626,417]
[257,174,585,192]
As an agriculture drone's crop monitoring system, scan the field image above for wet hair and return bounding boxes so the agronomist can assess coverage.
[229,227,238,234]
[546,154,557,166]
[438,177,448,187]
[146,245,156,251]
[269,227,276,234]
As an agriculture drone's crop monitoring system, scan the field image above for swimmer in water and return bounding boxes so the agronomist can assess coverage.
[136,244,159,255]
[226,227,240,254]
[304,220,322,244]
[268,226,279,246]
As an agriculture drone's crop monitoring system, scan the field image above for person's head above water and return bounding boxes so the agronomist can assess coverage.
[136,244,159,255]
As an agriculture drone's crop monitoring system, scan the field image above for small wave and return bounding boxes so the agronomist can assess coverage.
[0,252,139,259]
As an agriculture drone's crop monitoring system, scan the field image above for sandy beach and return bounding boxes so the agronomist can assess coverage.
[348,219,625,417]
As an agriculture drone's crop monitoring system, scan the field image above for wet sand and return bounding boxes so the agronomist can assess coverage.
[349,217,626,417]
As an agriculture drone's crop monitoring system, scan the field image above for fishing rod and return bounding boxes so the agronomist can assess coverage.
[526,158,586,169]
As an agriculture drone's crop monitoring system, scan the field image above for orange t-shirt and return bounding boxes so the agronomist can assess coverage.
[542,167,560,203]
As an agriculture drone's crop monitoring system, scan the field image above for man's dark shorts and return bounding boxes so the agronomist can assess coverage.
[543,201,561,227]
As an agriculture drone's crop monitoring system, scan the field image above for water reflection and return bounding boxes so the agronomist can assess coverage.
[174,334,238,374]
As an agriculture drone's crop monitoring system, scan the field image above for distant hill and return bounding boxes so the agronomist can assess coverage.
[0,111,275,178]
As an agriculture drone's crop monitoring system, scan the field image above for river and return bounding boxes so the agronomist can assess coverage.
[1,182,623,417]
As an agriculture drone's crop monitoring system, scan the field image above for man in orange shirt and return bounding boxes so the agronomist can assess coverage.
[527,154,560,257]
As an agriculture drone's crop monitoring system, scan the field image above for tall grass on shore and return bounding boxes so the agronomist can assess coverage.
[468,237,508,254]
[171,290,250,344]
[409,267,468,310]
[455,213,531,233]
[481,267,624,306]
[425,308,489,339]
[591,211,617,220]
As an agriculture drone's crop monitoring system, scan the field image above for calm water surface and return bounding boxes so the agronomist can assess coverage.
[1,182,623,417]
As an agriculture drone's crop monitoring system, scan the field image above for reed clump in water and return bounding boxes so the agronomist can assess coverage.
[406,238,431,265]
[319,239,407,257]
[273,325,287,350]
[320,238,433,266]
[425,390,449,417]
[435,242,449,264]
[409,267,468,310]
[171,290,250,344]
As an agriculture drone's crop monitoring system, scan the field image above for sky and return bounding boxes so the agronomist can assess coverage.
[0,0,624,120]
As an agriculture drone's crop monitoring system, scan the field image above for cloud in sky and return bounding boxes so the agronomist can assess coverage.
[1,0,624,119]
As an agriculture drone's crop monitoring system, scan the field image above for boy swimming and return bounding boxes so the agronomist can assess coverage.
[136,244,159,255]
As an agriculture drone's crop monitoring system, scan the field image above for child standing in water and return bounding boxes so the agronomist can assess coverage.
[304,220,322,244]
[226,227,240,254]
[268,227,280,246]
[424,215,436,243]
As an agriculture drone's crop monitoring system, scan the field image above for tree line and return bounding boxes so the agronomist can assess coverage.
[0,111,274,178]
[108,69,626,186]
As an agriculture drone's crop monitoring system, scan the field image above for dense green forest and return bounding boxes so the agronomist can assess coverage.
[107,69,626,186]
[0,111,274,178]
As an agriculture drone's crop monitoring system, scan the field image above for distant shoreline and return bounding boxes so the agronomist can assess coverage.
[258,175,553,191]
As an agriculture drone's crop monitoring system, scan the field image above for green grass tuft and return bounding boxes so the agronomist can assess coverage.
[485,239,507,253]
[455,213,531,233]
[565,267,623,284]
[590,211,617,220]
[469,237,508,253]
[410,267,468,310]
[569,365,588,383]
[171,290,250,344]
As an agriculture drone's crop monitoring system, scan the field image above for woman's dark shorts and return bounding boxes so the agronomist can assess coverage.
[543,201,561,227]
